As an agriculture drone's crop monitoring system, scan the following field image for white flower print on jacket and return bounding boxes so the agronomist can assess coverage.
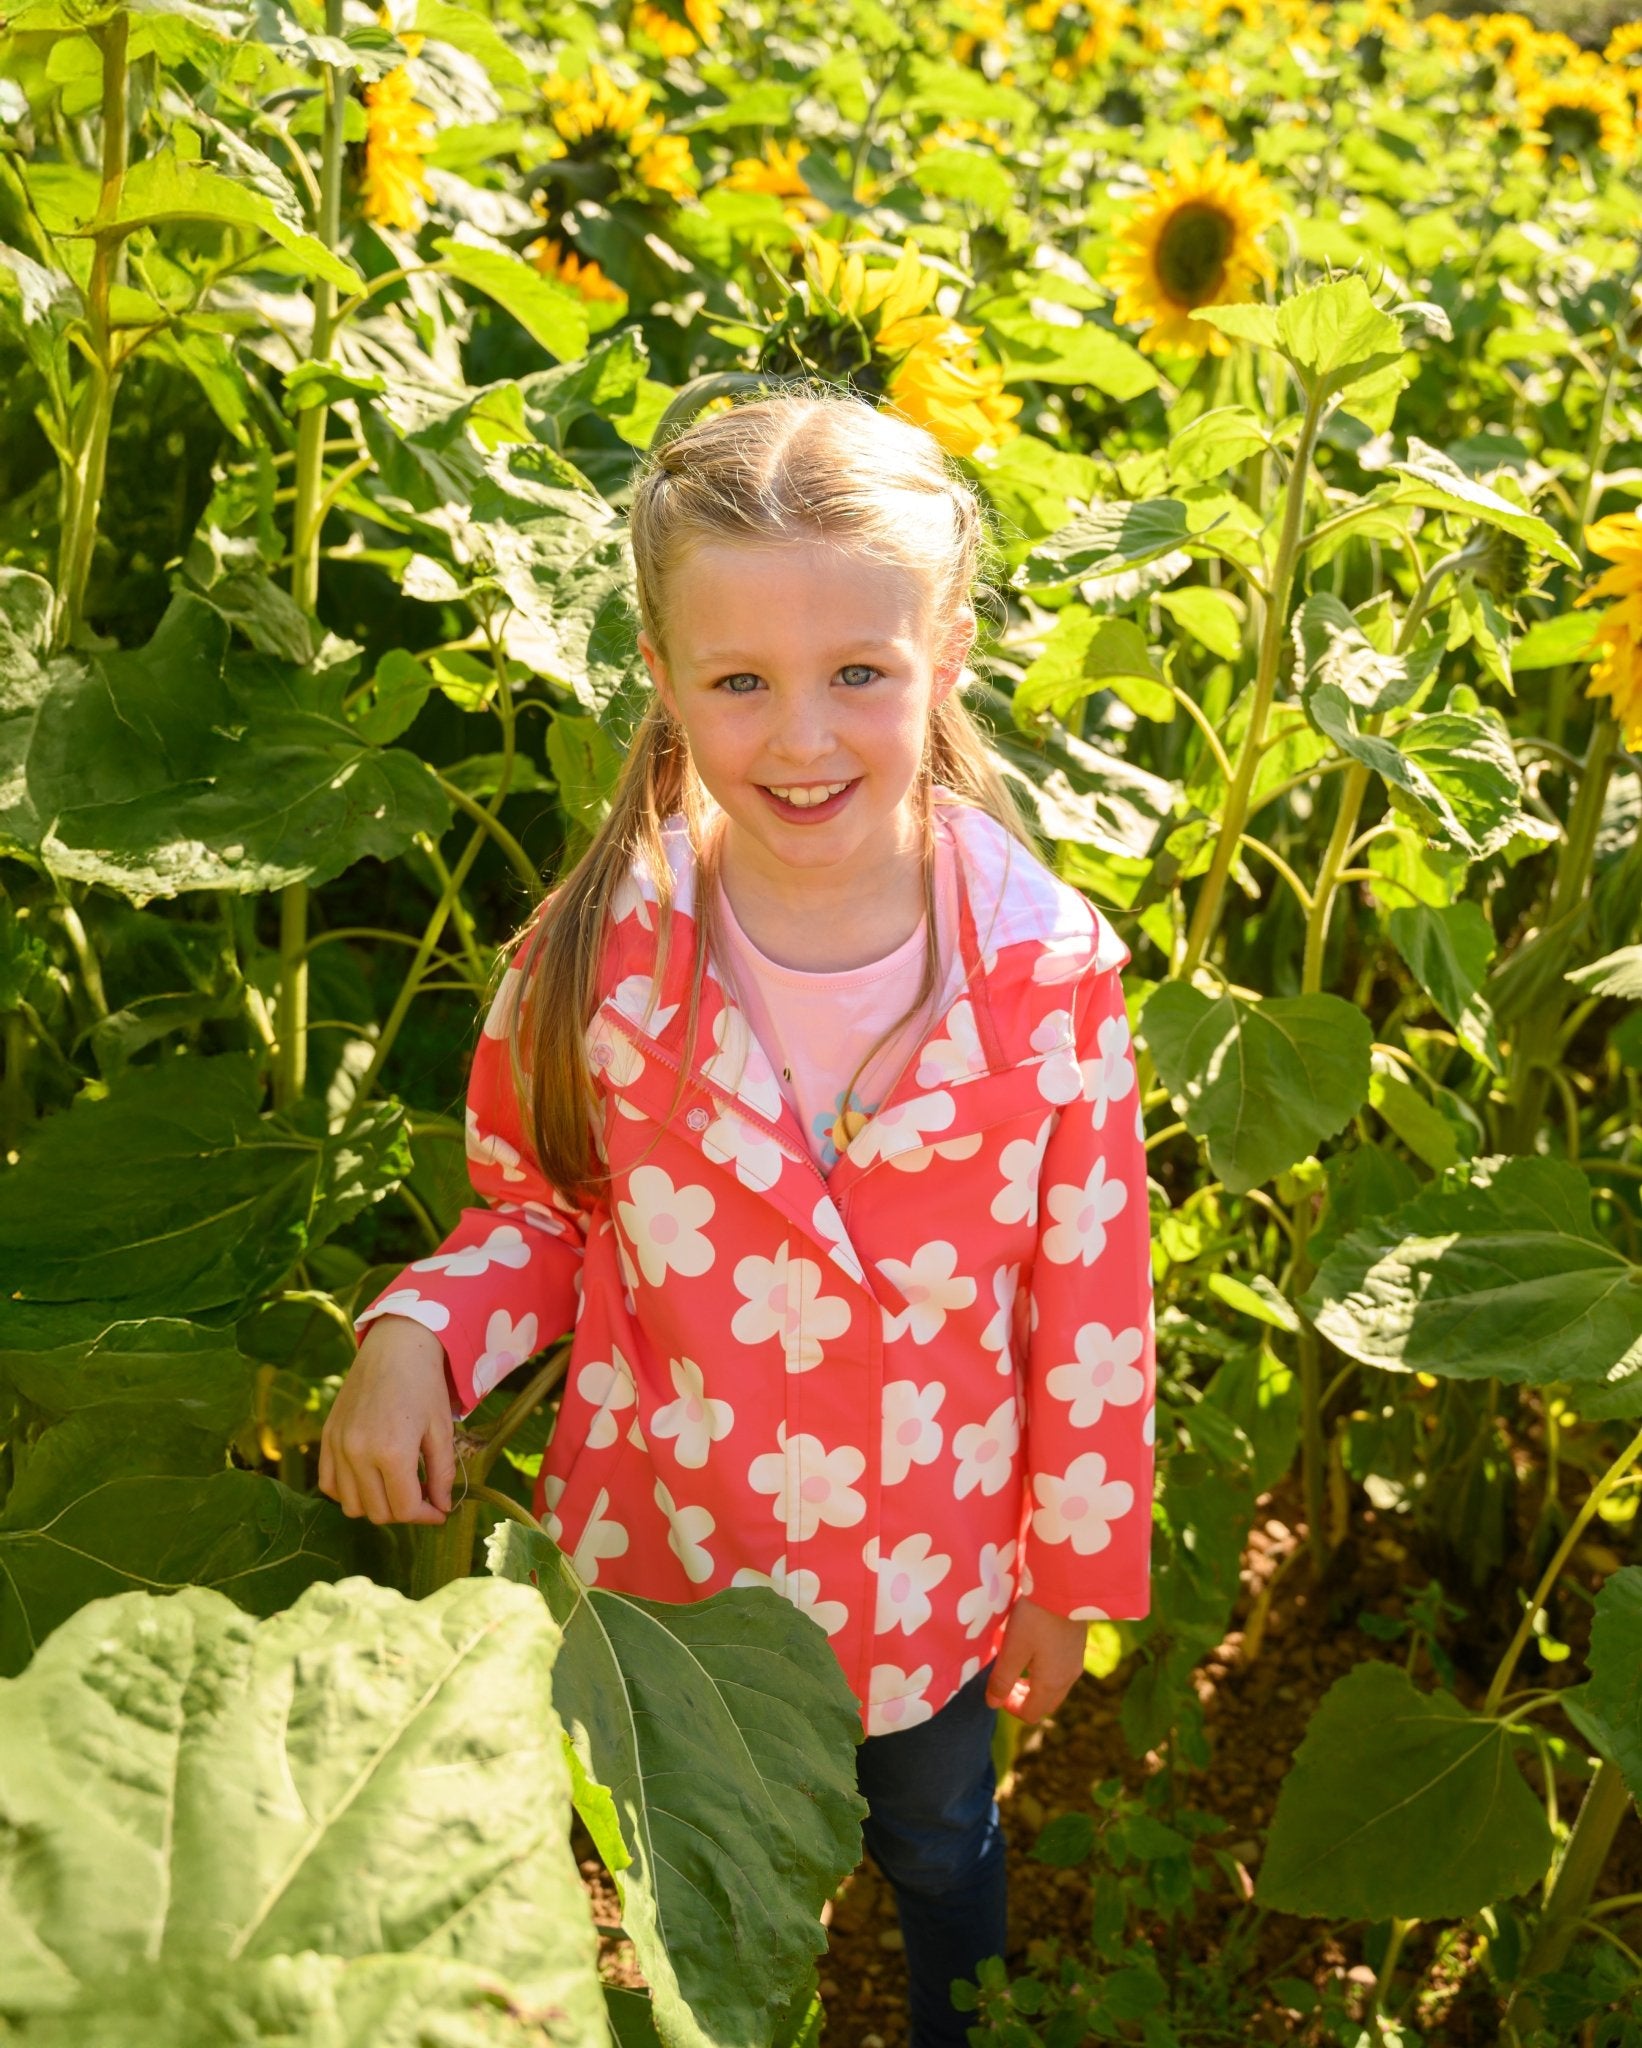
[649,1355,734,1468]
[354,795,1158,1736]
[748,1426,868,1540]
[732,1244,851,1372]
[877,1240,976,1345]
[1045,1320,1148,1427]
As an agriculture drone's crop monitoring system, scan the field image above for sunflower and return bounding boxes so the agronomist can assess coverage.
[1422,12,1474,60]
[1336,0,1416,52]
[720,137,825,223]
[950,0,1013,68]
[1573,513,1642,752]
[540,64,697,201]
[629,0,721,56]
[1200,0,1262,36]
[791,236,1021,461]
[1045,0,1129,78]
[527,235,627,304]
[888,339,1023,464]
[1606,21,1642,65]
[633,131,698,200]
[1100,146,1283,358]
[543,64,651,147]
[1515,65,1635,166]
[360,65,435,231]
[1470,11,1536,65]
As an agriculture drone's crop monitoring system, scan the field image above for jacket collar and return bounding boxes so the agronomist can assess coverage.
[589,790,1125,1192]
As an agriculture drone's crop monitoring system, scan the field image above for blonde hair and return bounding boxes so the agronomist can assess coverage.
[509,385,1034,1198]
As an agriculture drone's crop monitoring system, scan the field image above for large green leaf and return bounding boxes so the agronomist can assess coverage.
[1299,1154,1642,1407]
[0,1406,355,1675]
[1386,439,1580,571]
[0,1320,254,1433]
[0,1577,608,2038]
[1165,405,1269,486]
[1141,985,1372,1194]
[1014,608,1170,727]
[1258,1661,1552,1918]
[435,237,590,362]
[42,152,358,294]
[462,452,641,711]
[1387,901,1500,1070]
[1014,499,1195,592]
[1197,278,1404,401]
[16,1954,587,2048]
[1305,686,1524,859]
[980,296,1158,400]
[0,568,61,860]
[23,596,450,895]
[1587,1568,1642,1808]
[1292,592,1438,717]
[490,1524,865,2048]
[409,0,532,92]
[0,1054,408,1348]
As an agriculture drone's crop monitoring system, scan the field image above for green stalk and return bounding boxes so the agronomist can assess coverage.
[274,0,349,1112]
[53,9,129,650]
[1,1011,27,1152]
[346,621,523,1116]
[406,1349,568,1595]
[1484,1420,1642,1720]
[1497,716,1621,1156]
[1545,347,1622,750]
[1298,545,1471,995]
[1179,380,1326,979]
[1366,1916,1414,2033]
[1510,1761,1635,2024]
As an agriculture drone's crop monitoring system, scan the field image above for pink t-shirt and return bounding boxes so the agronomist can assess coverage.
[713,818,965,1171]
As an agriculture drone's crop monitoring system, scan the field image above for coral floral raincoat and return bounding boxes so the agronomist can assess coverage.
[357,792,1158,1735]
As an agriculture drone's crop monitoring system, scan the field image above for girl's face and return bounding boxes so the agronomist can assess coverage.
[639,538,972,893]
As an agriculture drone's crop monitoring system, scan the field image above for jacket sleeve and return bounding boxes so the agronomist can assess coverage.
[1019,957,1157,1621]
[353,921,591,1418]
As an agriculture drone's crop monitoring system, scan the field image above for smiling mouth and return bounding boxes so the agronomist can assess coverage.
[762,780,855,809]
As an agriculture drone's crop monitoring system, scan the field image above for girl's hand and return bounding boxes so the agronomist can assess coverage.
[986,1598,1088,1723]
[319,1315,456,1525]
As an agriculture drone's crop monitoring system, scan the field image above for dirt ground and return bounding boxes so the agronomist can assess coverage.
[582,1479,1642,2044]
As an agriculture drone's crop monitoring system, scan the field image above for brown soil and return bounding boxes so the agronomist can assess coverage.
[583,1479,1642,2044]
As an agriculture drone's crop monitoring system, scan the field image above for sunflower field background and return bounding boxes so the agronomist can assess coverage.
[3,0,1642,2040]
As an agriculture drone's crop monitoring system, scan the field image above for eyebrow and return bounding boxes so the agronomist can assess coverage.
[690,642,904,668]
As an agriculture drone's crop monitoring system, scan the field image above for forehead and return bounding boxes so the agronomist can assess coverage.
[665,538,933,665]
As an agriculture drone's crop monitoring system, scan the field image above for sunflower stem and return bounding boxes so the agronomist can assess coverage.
[1178,379,1326,980]
[276,0,349,1113]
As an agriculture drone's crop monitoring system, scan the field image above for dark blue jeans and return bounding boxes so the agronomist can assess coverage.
[856,1664,1008,2048]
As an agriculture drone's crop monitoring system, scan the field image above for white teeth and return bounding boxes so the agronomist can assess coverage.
[767,781,850,808]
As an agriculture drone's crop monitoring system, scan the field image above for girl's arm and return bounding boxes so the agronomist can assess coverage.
[353,922,594,1417]
[1016,956,1158,1625]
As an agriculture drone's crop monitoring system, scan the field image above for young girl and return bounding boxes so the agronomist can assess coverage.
[321,389,1157,2046]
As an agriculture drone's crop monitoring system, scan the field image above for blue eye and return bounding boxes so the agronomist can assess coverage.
[717,674,763,695]
[840,664,880,687]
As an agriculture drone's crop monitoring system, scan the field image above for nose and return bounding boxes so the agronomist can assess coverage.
[768,687,837,767]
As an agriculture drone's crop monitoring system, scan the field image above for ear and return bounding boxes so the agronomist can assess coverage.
[638,630,679,720]
[933,607,977,706]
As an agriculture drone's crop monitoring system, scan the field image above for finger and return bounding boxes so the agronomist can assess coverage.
[999,1676,1035,1720]
[317,1433,336,1502]
[421,1416,455,1515]
[380,1452,441,1525]
[354,1465,396,1526]
[332,1456,364,1520]
[985,1647,1028,1713]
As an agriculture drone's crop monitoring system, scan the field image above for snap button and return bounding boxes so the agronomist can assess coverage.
[686,1107,709,1132]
